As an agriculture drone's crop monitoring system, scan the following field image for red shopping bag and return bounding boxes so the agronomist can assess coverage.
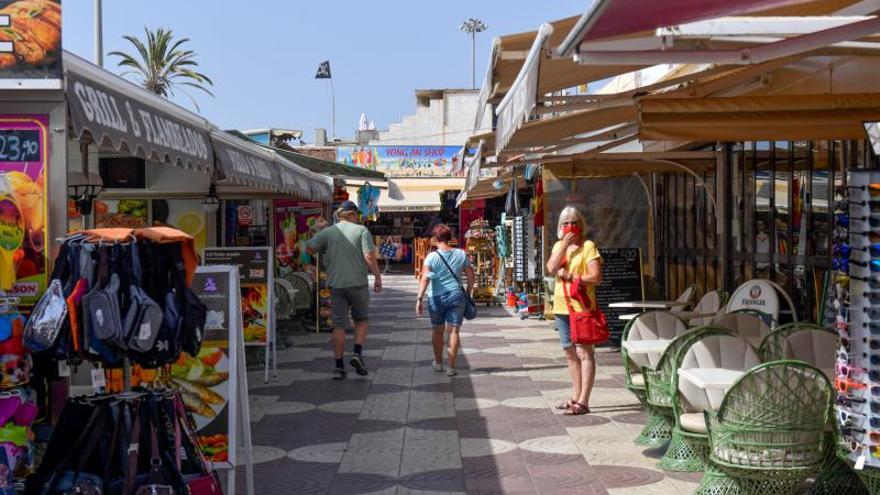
[563,278,609,346]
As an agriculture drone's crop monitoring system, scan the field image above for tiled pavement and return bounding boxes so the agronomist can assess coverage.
[235,274,702,494]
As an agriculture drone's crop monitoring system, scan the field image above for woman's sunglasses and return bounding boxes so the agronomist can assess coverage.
[837,376,868,393]
[838,361,868,377]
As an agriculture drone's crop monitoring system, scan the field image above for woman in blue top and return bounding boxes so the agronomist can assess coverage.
[416,224,475,376]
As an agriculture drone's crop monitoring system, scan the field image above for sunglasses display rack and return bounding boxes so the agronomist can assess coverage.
[835,171,880,474]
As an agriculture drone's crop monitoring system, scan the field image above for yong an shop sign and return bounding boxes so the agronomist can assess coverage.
[66,70,212,172]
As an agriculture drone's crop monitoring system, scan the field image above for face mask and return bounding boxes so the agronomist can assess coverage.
[563,224,581,236]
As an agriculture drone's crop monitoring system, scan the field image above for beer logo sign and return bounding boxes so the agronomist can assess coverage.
[742,284,767,307]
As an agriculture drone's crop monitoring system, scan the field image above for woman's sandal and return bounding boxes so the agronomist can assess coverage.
[555,399,576,410]
[564,402,590,415]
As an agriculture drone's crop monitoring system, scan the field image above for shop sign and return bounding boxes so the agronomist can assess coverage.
[237,205,252,227]
[337,145,463,177]
[66,70,212,171]
[727,280,779,323]
[0,114,48,305]
[211,138,281,193]
[190,265,255,486]
[0,0,63,88]
[203,247,274,347]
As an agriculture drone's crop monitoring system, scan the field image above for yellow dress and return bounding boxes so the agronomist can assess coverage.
[551,240,602,315]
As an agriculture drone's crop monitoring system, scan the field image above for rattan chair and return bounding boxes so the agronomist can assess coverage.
[712,309,774,348]
[642,326,731,455]
[661,333,759,472]
[621,311,688,409]
[689,290,729,327]
[758,324,866,495]
[696,360,833,495]
[671,283,698,311]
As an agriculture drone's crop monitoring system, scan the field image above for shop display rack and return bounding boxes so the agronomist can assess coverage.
[465,219,498,306]
[833,171,880,490]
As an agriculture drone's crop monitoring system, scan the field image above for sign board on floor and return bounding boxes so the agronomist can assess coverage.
[596,248,644,339]
[191,265,254,495]
[203,247,276,383]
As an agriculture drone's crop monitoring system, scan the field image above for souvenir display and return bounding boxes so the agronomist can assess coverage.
[833,172,880,472]
[464,218,497,306]
[25,228,206,367]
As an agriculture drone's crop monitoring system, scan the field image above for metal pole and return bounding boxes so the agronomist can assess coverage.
[94,0,103,66]
[471,30,476,89]
[329,79,336,139]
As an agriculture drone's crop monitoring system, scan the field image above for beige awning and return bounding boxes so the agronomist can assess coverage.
[543,150,718,178]
[639,93,880,141]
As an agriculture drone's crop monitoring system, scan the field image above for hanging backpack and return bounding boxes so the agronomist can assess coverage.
[167,244,206,357]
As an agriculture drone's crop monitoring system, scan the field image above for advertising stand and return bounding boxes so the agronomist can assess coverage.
[203,247,276,384]
[192,265,255,495]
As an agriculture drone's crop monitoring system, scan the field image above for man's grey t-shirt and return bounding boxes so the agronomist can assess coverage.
[307,221,375,288]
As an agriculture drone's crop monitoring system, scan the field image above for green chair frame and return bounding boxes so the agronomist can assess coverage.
[757,322,828,362]
[620,312,650,408]
[696,360,833,495]
[659,327,736,471]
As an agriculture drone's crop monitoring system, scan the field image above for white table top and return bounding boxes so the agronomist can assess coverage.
[622,340,672,355]
[678,368,745,390]
[608,300,684,309]
[618,310,715,321]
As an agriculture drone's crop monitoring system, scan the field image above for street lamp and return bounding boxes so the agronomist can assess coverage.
[460,18,488,89]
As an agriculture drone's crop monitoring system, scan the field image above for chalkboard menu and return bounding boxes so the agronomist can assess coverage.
[596,248,643,340]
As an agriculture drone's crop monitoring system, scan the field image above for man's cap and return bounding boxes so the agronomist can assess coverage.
[338,200,359,212]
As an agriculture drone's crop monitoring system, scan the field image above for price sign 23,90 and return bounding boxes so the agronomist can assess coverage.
[0,130,40,163]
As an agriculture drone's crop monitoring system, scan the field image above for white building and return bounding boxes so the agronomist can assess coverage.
[373,89,491,146]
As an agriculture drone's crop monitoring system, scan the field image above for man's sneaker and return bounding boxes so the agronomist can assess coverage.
[350,354,369,376]
[333,368,347,380]
[432,362,444,372]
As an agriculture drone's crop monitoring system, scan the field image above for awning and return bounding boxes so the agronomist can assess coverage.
[544,151,719,178]
[226,130,386,181]
[346,178,465,212]
[211,130,282,193]
[557,0,822,55]
[213,130,333,201]
[65,51,213,172]
[639,93,880,141]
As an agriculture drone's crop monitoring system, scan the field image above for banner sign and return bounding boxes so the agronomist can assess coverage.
[66,70,212,171]
[190,265,254,495]
[0,0,62,88]
[203,247,274,347]
[337,145,463,177]
[0,114,48,305]
[273,199,323,277]
[596,248,644,339]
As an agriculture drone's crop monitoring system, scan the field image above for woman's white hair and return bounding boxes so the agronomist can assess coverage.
[557,205,588,239]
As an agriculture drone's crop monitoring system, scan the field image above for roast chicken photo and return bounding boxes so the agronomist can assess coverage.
[0,0,61,73]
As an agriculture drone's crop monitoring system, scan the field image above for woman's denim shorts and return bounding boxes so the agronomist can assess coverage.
[427,291,466,327]
[555,314,573,349]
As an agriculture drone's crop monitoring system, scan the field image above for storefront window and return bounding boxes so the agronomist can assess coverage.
[153,199,208,255]
[223,199,270,247]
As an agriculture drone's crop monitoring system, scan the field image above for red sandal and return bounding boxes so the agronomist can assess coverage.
[564,402,590,415]
[555,399,576,410]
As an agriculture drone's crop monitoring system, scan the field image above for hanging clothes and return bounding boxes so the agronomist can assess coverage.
[357,183,381,221]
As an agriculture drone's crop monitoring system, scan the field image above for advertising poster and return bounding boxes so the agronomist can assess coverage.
[181,269,232,463]
[273,199,323,277]
[0,1,62,85]
[156,199,207,255]
[0,114,48,305]
[203,247,273,345]
[337,145,462,177]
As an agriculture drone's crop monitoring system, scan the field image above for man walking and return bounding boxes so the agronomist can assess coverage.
[306,201,382,379]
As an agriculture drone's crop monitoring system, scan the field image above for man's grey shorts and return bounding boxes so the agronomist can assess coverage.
[331,285,370,329]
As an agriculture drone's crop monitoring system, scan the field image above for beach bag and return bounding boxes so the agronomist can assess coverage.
[562,278,608,346]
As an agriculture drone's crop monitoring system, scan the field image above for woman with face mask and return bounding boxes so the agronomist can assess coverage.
[545,205,603,415]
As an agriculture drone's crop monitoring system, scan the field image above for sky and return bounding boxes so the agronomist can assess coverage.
[62,0,586,142]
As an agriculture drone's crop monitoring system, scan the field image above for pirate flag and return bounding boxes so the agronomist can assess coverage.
[315,61,331,79]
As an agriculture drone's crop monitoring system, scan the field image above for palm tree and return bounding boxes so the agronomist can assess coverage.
[109,27,214,110]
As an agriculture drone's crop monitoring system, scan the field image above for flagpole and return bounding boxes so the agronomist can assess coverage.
[330,78,336,139]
